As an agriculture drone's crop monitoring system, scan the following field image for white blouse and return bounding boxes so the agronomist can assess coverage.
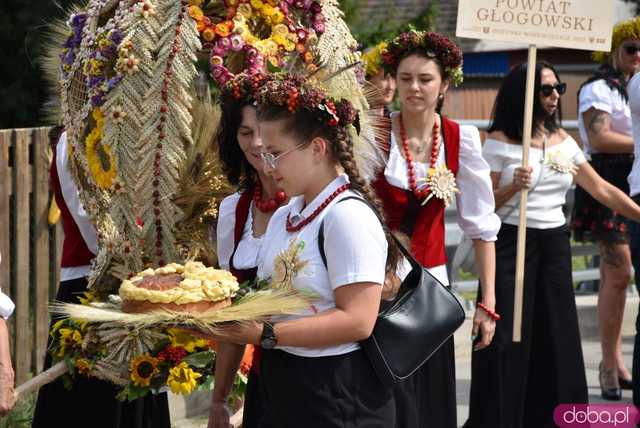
[628,73,640,197]
[56,132,98,281]
[258,174,387,358]
[483,137,587,229]
[0,253,14,319]
[384,116,501,285]
[578,79,632,156]
[216,192,263,271]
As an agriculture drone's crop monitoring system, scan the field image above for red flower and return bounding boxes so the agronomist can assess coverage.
[157,346,189,364]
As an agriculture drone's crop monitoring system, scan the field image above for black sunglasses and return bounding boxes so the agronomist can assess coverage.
[540,82,566,97]
[624,43,640,56]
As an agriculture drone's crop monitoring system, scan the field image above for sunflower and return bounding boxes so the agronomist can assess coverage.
[167,328,209,353]
[129,354,159,387]
[166,362,202,395]
[75,358,92,376]
[85,108,117,190]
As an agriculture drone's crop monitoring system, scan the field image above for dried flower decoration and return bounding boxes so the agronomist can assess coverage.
[381,29,464,86]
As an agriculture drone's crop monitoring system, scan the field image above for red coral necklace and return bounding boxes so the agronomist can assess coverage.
[398,113,440,200]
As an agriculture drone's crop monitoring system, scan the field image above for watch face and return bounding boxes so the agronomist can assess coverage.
[262,337,277,349]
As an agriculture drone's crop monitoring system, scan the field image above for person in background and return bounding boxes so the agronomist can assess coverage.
[627,61,640,410]
[571,17,640,401]
[0,252,15,416]
[362,41,397,116]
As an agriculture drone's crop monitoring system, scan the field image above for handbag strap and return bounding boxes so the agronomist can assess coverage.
[317,195,419,272]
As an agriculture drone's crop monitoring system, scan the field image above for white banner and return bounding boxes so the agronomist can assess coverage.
[456,0,616,51]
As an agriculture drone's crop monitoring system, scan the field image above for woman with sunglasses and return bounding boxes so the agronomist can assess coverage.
[374,30,501,428]
[570,17,640,401]
[209,74,289,428]
[464,61,640,428]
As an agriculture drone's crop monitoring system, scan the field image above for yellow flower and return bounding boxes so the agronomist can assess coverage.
[189,0,204,5]
[75,358,92,376]
[50,319,66,337]
[166,362,202,395]
[273,23,288,37]
[249,0,264,11]
[59,328,83,349]
[238,3,252,18]
[85,108,117,190]
[261,4,274,17]
[188,5,204,21]
[130,354,159,387]
[270,9,284,24]
[78,291,95,305]
[427,167,436,177]
[167,328,207,353]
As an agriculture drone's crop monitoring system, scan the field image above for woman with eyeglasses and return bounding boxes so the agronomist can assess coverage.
[209,74,289,428]
[570,17,640,401]
[463,61,640,428]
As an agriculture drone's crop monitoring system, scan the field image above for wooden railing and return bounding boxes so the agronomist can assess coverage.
[0,127,62,385]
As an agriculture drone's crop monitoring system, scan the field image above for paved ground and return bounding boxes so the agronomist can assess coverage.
[173,294,640,428]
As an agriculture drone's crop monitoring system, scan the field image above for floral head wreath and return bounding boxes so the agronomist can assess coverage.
[256,73,359,131]
[592,17,640,64]
[381,30,464,86]
[220,72,265,104]
[362,41,388,78]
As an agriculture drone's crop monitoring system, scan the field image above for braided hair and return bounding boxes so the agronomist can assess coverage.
[257,105,402,273]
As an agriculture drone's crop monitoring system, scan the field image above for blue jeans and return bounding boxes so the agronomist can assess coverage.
[628,213,640,408]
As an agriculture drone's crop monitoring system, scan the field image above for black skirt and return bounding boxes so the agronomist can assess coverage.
[259,348,395,428]
[242,369,268,428]
[393,336,457,428]
[464,224,588,428]
[32,277,171,428]
[571,153,633,243]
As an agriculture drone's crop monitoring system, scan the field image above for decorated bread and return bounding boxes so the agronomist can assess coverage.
[119,262,239,313]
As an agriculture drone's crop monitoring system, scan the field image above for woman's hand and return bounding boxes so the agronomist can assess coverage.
[471,307,496,351]
[382,272,401,300]
[207,400,232,428]
[0,366,15,416]
[188,322,262,346]
[512,166,533,190]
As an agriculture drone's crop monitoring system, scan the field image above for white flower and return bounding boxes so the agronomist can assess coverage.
[123,54,139,74]
[140,1,156,19]
[110,105,127,124]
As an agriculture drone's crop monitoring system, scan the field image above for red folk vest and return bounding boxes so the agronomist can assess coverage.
[50,137,96,268]
[372,116,460,268]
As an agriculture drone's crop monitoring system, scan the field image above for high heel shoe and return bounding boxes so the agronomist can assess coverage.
[600,362,622,401]
[619,376,633,390]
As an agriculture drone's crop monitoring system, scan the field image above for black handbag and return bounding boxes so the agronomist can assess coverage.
[319,196,465,387]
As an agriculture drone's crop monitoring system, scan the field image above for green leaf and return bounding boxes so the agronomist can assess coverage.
[126,384,151,401]
[198,375,214,391]
[182,350,215,368]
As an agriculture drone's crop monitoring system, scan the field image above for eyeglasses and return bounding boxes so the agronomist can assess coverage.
[540,82,566,97]
[260,144,306,169]
[623,43,640,56]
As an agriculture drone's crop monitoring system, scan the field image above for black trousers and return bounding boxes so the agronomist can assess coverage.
[32,277,171,428]
[464,224,587,428]
[258,348,395,428]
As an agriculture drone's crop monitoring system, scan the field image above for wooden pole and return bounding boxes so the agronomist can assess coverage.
[513,45,537,342]
[14,361,68,401]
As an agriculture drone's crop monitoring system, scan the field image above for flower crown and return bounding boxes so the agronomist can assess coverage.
[381,30,464,86]
[362,41,388,78]
[220,72,265,104]
[255,74,359,129]
[592,17,640,64]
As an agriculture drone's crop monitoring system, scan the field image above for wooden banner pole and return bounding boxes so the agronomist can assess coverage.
[513,44,537,342]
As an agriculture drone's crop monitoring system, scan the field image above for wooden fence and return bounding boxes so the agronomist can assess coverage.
[0,127,62,386]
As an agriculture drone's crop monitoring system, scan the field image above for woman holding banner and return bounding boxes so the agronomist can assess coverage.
[374,30,501,428]
[465,61,640,428]
[570,17,640,401]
